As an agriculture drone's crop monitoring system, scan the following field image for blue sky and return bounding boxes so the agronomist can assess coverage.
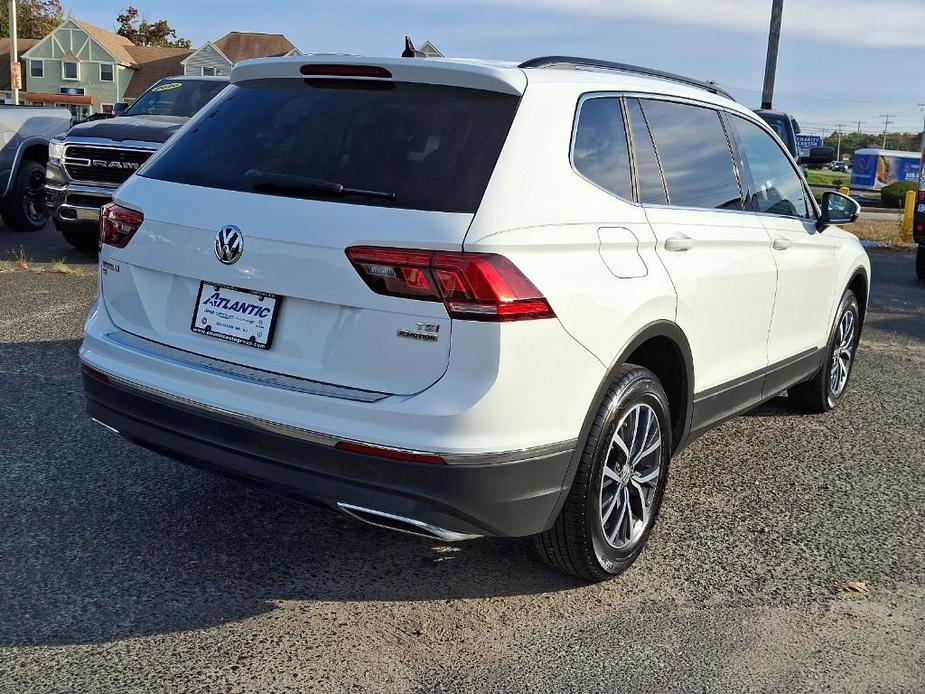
[75,0,925,137]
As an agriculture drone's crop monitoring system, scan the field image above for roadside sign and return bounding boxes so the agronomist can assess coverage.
[10,62,21,90]
[795,134,822,158]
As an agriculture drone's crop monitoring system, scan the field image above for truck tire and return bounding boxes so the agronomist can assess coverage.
[0,160,49,231]
[60,223,99,252]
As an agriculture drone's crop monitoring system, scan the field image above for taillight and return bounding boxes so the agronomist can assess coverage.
[918,190,925,202]
[99,203,143,250]
[345,247,555,321]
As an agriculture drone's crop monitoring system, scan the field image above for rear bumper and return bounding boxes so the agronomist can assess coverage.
[83,368,575,538]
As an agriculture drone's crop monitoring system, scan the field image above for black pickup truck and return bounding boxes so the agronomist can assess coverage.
[45,76,227,250]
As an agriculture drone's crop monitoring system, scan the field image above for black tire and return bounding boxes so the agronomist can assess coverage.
[534,364,672,582]
[788,290,860,413]
[60,223,99,253]
[916,245,925,281]
[0,160,49,231]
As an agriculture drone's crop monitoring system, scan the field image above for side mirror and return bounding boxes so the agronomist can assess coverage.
[112,102,129,116]
[790,117,801,135]
[799,146,835,165]
[817,191,860,231]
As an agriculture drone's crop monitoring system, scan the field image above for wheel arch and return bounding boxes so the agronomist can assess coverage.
[2,137,50,197]
[846,266,869,327]
[542,320,694,531]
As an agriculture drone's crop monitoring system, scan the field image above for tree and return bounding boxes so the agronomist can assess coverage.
[116,6,190,48]
[0,0,64,39]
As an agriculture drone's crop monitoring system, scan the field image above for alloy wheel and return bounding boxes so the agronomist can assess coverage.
[830,308,856,397]
[599,402,663,550]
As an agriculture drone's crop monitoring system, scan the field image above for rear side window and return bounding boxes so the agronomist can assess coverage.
[640,99,743,210]
[625,99,667,205]
[730,115,811,219]
[572,97,633,199]
[142,79,519,214]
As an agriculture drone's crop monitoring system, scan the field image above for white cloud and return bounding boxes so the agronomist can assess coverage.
[477,0,925,48]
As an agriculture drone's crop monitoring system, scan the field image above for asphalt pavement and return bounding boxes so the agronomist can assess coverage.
[1,232,923,693]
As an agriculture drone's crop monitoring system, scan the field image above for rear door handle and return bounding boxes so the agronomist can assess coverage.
[772,237,793,251]
[664,235,696,252]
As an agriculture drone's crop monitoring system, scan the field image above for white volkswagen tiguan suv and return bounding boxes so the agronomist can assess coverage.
[81,55,870,581]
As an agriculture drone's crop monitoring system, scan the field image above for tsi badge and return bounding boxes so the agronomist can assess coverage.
[397,322,440,342]
[214,225,243,265]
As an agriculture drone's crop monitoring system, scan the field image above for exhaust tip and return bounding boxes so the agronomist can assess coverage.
[337,503,481,542]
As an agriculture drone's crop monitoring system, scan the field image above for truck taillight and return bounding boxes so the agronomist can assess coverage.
[99,203,143,250]
[345,247,555,322]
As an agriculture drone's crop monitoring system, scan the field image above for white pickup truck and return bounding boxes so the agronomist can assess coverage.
[0,105,71,232]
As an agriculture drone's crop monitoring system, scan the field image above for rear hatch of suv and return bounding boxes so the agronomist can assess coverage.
[101,58,524,396]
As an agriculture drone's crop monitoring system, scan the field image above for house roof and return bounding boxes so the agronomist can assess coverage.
[70,18,137,66]
[0,38,39,91]
[123,45,193,99]
[212,31,297,63]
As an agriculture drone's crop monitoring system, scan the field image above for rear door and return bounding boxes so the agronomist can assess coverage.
[105,74,520,395]
[727,113,838,380]
[628,98,778,422]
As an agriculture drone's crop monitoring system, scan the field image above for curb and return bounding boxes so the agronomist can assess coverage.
[860,240,916,252]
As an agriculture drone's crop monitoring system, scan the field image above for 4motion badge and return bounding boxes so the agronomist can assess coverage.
[397,322,440,342]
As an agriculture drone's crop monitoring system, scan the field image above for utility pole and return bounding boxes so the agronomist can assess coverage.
[856,120,865,134]
[9,0,19,105]
[833,123,846,161]
[879,113,895,149]
[761,0,784,110]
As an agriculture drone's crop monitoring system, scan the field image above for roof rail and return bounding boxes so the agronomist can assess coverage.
[518,56,734,101]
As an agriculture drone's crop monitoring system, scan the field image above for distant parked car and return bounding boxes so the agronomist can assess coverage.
[45,75,228,251]
[829,162,849,173]
[0,105,71,231]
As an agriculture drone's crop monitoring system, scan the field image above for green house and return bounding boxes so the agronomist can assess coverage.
[20,18,142,119]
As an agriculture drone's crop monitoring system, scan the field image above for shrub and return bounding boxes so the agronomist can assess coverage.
[880,181,918,208]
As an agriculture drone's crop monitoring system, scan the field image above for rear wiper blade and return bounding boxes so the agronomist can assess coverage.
[244,170,396,201]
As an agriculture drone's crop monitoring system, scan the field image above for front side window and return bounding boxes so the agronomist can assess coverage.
[143,79,520,214]
[572,97,633,199]
[30,60,43,78]
[640,99,742,210]
[62,61,78,80]
[100,63,114,81]
[730,115,811,219]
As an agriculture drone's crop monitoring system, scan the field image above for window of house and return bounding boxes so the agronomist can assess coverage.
[639,99,742,210]
[572,97,633,200]
[102,103,114,114]
[624,99,667,205]
[100,63,114,81]
[30,60,43,78]
[730,115,812,219]
[201,66,216,76]
[62,61,79,80]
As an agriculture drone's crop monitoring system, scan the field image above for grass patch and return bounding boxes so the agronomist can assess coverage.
[50,259,77,275]
[805,168,851,188]
[850,218,906,243]
[10,246,29,271]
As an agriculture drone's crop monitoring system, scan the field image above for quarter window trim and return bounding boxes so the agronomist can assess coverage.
[569,93,636,203]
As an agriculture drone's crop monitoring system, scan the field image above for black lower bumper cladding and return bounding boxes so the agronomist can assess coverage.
[82,367,574,538]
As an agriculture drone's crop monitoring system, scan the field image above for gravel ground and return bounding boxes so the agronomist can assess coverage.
[0,241,923,693]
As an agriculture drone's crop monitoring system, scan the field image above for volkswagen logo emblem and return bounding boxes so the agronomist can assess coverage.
[214,225,243,265]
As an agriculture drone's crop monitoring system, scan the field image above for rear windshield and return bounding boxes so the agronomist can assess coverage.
[123,79,227,118]
[142,79,520,213]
